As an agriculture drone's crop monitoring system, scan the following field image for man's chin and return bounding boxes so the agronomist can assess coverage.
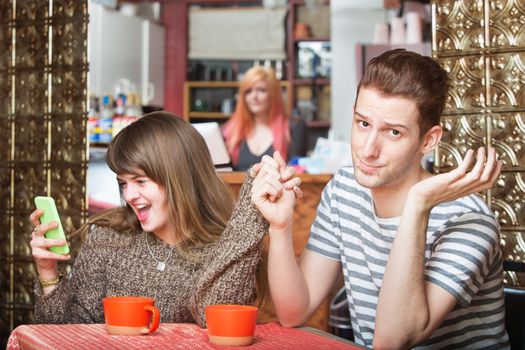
[355,171,381,189]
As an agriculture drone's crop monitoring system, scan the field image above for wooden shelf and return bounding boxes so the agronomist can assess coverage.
[294,37,330,43]
[90,142,109,148]
[293,78,330,86]
[188,111,230,119]
[306,120,331,128]
[183,81,291,120]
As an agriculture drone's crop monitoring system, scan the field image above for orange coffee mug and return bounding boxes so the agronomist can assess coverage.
[103,296,160,336]
[205,304,258,346]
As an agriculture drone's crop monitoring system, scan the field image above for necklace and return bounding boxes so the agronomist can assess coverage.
[145,234,175,272]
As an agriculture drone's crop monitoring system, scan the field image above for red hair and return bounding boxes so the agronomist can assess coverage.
[222,66,290,166]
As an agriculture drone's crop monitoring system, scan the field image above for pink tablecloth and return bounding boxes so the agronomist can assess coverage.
[7,322,362,350]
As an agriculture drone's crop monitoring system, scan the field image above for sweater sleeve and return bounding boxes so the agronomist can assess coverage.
[34,226,110,324]
[189,173,269,327]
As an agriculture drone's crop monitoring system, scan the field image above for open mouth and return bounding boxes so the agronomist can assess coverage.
[135,204,151,222]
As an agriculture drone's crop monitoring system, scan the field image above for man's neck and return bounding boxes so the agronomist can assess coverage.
[370,167,430,218]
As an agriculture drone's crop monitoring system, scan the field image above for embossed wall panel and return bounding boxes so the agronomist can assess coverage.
[489,0,525,49]
[438,55,486,114]
[492,112,525,169]
[434,0,525,287]
[0,0,88,343]
[492,172,525,228]
[489,52,525,111]
[435,1,485,53]
[439,114,488,172]
[0,72,11,117]
[0,120,10,162]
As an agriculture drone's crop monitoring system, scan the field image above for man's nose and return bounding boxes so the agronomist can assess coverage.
[362,131,380,158]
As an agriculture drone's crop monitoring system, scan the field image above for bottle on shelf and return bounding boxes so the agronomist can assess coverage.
[99,95,114,143]
[88,94,101,143]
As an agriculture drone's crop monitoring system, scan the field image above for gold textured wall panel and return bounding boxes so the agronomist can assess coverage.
[0,0,88,343]
[433,0,525,286]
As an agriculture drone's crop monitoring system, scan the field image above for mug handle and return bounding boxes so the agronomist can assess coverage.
[141,305,160,334]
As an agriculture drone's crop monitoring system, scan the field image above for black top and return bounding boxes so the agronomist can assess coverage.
[233,115,308,171]
[236,141,275,171]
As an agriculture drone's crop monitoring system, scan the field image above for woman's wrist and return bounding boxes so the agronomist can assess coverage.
[39,272,62,288]
[37,267,60,281]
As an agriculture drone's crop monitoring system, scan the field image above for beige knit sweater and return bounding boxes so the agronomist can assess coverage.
[34,176,268,327]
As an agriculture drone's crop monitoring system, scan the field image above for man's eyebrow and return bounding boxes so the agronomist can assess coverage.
[354,111,409,131]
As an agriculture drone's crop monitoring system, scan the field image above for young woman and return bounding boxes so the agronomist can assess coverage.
[29,111,298,327]
[222,66,307,171]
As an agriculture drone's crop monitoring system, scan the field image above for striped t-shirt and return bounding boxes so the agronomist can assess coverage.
[307,166,509,349]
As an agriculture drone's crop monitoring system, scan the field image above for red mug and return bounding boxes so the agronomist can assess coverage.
[103,296,160,336]
[206,304,258,346]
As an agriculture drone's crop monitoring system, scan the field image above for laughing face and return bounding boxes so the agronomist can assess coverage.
[117,170,171,238]
[351,87,428,192]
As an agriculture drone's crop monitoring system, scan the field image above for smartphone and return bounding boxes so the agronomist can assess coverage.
[34,196,70,255]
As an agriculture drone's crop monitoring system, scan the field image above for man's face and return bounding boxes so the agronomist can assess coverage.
[351,87,425,190]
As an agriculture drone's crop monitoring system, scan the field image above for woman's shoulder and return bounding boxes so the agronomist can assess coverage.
[86,224,137,247]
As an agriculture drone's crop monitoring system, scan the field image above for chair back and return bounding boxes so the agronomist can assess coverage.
[503,260,525,350]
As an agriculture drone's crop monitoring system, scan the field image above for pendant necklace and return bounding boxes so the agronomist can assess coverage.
[145,234,175,272]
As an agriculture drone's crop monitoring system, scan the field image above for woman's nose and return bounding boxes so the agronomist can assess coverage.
[123,184,139,202]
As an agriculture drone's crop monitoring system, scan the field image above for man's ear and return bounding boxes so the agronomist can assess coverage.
[421,125,442,154]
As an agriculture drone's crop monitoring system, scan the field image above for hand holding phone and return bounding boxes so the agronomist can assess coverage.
[34,196,70,255]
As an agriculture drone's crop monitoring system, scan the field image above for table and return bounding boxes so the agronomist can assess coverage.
[7,322,364,350]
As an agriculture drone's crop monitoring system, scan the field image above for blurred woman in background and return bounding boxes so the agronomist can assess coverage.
[223,66,306,171]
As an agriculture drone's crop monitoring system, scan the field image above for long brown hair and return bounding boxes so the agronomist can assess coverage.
[76,112,268,303]
[223,66,290,165]
[78,112,234,249]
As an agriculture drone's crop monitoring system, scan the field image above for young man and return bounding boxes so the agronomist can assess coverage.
[252,49,508,349]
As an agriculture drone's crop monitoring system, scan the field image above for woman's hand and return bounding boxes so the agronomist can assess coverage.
[251,152,302,230]
[29,209,70,279]
[409,147,502,213]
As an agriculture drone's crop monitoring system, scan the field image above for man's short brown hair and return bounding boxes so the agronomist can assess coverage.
[357,49,449,136]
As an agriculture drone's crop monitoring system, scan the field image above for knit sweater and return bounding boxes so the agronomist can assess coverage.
[34,175,268,327]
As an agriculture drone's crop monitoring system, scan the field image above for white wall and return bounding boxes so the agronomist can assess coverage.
[330,0,387,142]
[89,2,164,106]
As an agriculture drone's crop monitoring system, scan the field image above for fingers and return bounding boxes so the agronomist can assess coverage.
[249,163,262,178]
[31,221,58,238]
[30,236,70,261]
[273,151,287,175]
[253,152,302,203]
[292,185,303,199]
[479,147,498,183]
[456,149,475,177]
[453,147,501,195]
[280,165,296,183]
[29,209,44,227]
[467,147,486,180]
[283,176,301,191]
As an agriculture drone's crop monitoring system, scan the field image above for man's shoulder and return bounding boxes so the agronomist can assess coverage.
[431,194,499,230]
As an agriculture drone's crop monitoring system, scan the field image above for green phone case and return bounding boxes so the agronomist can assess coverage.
[34,196,70,255]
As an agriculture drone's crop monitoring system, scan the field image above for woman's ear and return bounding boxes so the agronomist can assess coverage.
[421,125,442,154]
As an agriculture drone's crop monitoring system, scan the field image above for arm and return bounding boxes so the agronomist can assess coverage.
[252,152,340,327]
[34,226,109,324]
[189,174,269,327]
[268,235,341,327]
[374,147,502,349]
